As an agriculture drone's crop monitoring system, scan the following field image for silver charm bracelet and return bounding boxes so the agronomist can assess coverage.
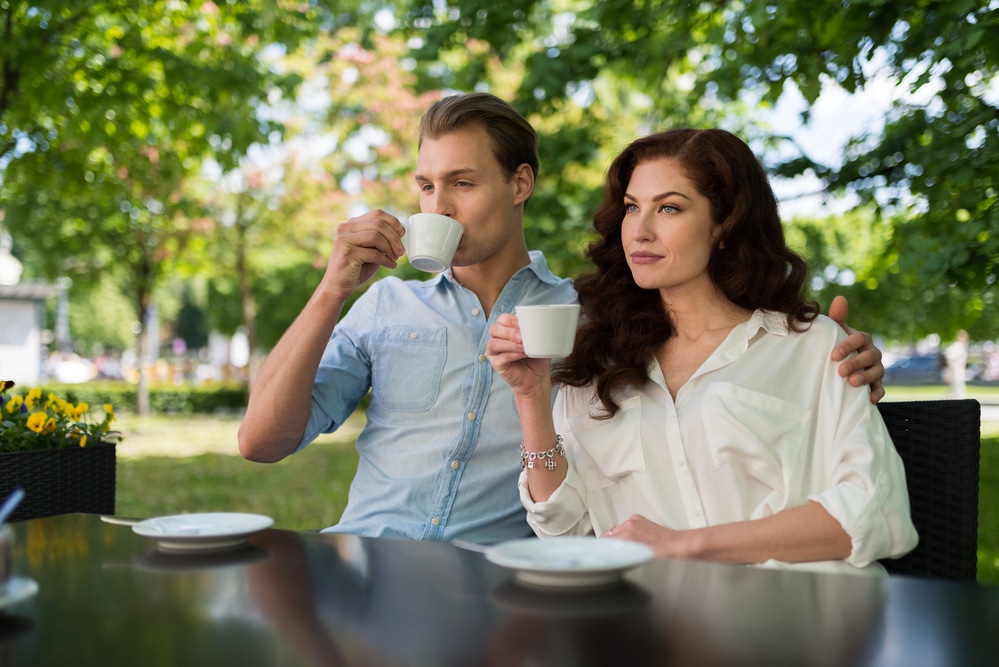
[520,434,566,471]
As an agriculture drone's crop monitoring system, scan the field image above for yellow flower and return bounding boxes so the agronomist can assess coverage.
[2,385,121,453]
[25,387,42,411]
[26,412,48,433]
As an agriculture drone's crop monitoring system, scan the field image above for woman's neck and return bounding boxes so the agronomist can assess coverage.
[660,286,752,342]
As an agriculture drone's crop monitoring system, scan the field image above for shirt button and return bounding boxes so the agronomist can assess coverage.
[467,411,476,421]
[472,308,480,316]
[478,354,486,362]
[450,460,460,470]
[431,517,441,526]
[409,332,419,339]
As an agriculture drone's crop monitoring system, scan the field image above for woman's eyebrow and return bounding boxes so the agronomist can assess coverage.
[624,190,692,201]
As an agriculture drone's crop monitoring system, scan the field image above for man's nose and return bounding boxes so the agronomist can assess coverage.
[425,191,455,218]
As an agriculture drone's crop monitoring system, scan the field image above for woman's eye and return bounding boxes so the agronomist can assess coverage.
[625,203,638,213]
[659,204,678,214]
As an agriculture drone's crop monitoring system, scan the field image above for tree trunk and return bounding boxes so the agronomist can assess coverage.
[133,258,154,417]
[240,275,259,387]
[135,311,150,416]
[234,195,259,389]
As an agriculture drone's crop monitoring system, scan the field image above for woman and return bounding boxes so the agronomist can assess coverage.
[486,129,916,575]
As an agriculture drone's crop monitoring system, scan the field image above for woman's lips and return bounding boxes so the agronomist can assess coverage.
[630,252,661,265]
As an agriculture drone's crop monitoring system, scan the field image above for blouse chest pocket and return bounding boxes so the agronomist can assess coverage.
[702,383,811,491]
[566,395,647,489]
[371,326,447,411]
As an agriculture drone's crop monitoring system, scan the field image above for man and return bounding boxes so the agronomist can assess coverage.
[238,93,885,543]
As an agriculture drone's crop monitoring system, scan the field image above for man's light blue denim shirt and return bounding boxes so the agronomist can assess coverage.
[299,251,577,543]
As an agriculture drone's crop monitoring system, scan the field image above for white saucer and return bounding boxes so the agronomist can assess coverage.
[0,576,39,610]
[485,536,654,590]
[132,512,274,553]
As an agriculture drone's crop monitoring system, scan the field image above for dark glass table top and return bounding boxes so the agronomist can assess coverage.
[2,514,998,666]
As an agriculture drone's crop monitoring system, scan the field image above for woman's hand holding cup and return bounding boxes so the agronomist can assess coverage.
[485,313,554,396]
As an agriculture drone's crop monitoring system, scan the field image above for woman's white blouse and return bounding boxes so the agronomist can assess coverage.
[521,311,918,575]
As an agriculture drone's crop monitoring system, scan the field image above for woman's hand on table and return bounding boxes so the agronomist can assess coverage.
[603,515,693,560]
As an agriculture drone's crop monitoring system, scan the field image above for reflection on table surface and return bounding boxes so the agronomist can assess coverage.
[2,514,998,666]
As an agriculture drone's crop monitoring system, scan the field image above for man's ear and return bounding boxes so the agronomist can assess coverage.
[512,163,535,206]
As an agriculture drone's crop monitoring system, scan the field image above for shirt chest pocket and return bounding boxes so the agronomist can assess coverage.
[566,395,647,489]
[372,326,447,411]
[702,383,811,491]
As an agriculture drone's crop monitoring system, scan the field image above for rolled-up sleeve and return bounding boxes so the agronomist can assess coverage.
[298,288,376,450]
[521,465,592,537]
[807,374,918,567]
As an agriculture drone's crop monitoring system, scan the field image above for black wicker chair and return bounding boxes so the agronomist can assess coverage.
[876,399,981,582]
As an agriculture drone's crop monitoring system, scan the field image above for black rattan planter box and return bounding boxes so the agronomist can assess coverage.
[0,442,116,522]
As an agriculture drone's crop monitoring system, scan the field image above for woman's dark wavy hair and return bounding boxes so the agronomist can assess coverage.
[552,128,818,418]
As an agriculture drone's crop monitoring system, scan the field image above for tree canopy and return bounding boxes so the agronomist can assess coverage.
[399,0,999,340]
[2,0,996,365]
[0,0,360,406]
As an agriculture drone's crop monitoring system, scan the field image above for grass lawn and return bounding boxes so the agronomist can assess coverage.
[881,383,999,404]
[979,435,999,583]
[114,401,999,584]
[114,414,360,531]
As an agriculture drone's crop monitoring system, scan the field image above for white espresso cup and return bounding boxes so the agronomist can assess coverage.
[401,213,464,273]
[515,304,581,358]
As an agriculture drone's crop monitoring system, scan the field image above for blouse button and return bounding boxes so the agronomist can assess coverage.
[431,517,441,526]
[467,411,477,421]
[478,354,486,362]
[450,460,460,470]
[409,332,419,339]
[472,308,480,316]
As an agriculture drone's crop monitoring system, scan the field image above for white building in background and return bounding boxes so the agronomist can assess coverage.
[0,232,62,386]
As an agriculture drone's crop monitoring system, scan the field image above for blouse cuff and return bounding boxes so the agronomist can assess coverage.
[809,474,907,567]
[518,469,589,536]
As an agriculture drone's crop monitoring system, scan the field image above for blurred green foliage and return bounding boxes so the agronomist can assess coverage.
[2,0,997,363]
[35,381,248,415]
[400,0,999,342]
